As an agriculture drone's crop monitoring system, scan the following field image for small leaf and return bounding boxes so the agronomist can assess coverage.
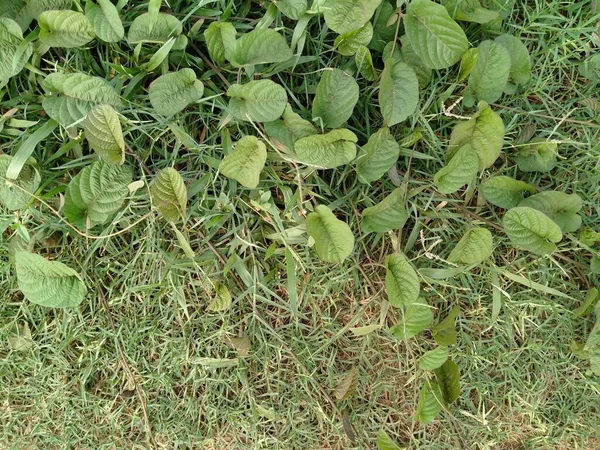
[150,167,187,222]
[432,305,459,346]
[390,298,432,340]
[434,144,478,194]
[518,191,582,233]
[149,69,204,118]
[333,367,358,401]
[385,253,420,308]
[207,282,233,312]
[494,34,531,85]
[355,45,377,81]
[223,335,251,357]
[322,0,382,34]
[312,69,359,129]
[457,48,479,82]
[0,18,33,82]
[334,22,373,56]
[6,322,33,351]
[379,59,419,127]
[480,176,537,209]
[578,54,600,82]
[349,324,381,336]
[306,205,355,263]
[573,288,599,318]
[227,80,288,123]
[503,206,563,255]
[515,138,558,173]
[448,227,493,265]
[128,13,184,48]
[229,28,292,67]
[263,104,316,152]
[465,40,511,104]
[38,10,95,48]
[362,188,408,234]
[15,251,87,308]
[356,127,400,184]
[203,22,236,65]
[0,155,40,211]
[219,135,267,189]
[376,429,403,450]
[435,359,461,404]
[415,382,444,424]
[419,346,449,371]
[83,104,125,165]
[294,128,357,169]
[85,0,125,43]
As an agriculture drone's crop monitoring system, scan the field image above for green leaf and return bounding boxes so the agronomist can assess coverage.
[494,34,531,85]
[448,101,504,170]
[15,251,87,308]
[391,298,433,340]
[579,227,600,246]
[448,227,493,265]
[149,69,204,118]
[334,22,372,56]
[579,54,600,82]
[229,29,292,67]
[434,144,478,194]
[419,346,449,371]
[355,45,377,81]
[0,155,40,211]
[263,104,316,152]
[38,10,95,48]
[64,161,132,228]
[0,18,33,82]
[415,382,444,424]
[442,0,500,24]
[3,0,73,30]
[128,13,184,48]
[432,305,459,346]
[399,35,432,88]
[207,282,233,312]
[322,0,382,34]
[355,126,400,184]
[227,80,288,123]
[203,21,236,65]
[369,1,396,53]
[273,0,307,20]
[85,0,124,43]
[362,188,408,234]
[41,72,122,127]
[435,359,461,404]
[573,288,599,318]
[306,205,355,263]
[465,40,511,104]
[219,135,267,189]
[312,69,359,128]
[386,253,420,308]
[83,104,125,165]
[404,0,469,70]
[150,167,187,222]
[518,191,583,233]
[379,59,419,127]
[457,47,478,82]
[294,128,357,168]
[376,429,403,450]
[480,176,537,209]
[333,366,358,401]
[515,138,558,173]
[503,206,563,255]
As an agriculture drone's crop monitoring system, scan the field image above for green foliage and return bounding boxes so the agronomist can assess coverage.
[432,305,459,346]
[361,188,408,234]
[464,40,511,105]
[414,382,444,424]
[229,28,292,67]
[434,144,478,194]
[385,253,420,308]
[494,34,531,84]
[0,155,40,211]
[219,136,267,189]
[390,298,433,340]
[379,59,419,126]
[207,282,233,312]
[442,0,500,23]
[312,69,359,128]
[128,13,185,48]
[85,0,124,43]
[294,128,357,168]
[515,138,558,172]
[264,104,316,152]
[149,69,204,118]
[448,227,493,265]
[0,18,33,82]
[481,176,537,209]
[204,22,236,65]
[355,127,400,184]
[322,0,382,34]
[83,104,125,165]
[227,80,288,123]
[305,205,355,263]
[38,10,95,48]
[519,191,583,233]
[503,206,563,255]
[150,167,187,222]
[376,429,403,450]
[418,346,449,371]
[435,359,461,403]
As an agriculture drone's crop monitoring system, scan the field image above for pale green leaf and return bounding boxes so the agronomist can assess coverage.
[494,34,531,85]
[273,0,307,20]
[579,54,600,82]
[515,138,558,173]
[334,22,372,56]
[573,288,599,318]
[419,346,449,371]
[263,104,316,152]
[519,191,583,233]
[434,144,478,194]
[306,205,354,263]
[3,0,73,30]
[128,13,184,49]
[503,206,563,255]
[480,176,537,209]
[362,188,408,234]
[457,47,478,82]
[150,167,187,222]
[333,366,358,401]
[219,135,267,189]
[203,21,236,65]
[6,322,33,351]
[149,69,204,118]
[415,382,444,424]
[448,227,493,265]
[432,305,459,346]
[227,80,288,123]
[399,35,432,88]
[404,0,469,70]
[355,126,400,183]
[379,59,419,127]
[442,0,500,23]
[322,0,382,34]
[85,0,124,43]
[0,18,33,82]
[229,28,292,67]
[83,104,125,165]
[391,298,433,340]
[376,429,403,450]
[207,282,233,311]
[435,359,460,404]
[385,253,420,308]
[38,10,95,48]
[0,155,40,211]
[349,324,381,336]
[15,251,87,308]
[465,40,511,104]
[294,128,357,168]
[312,69,359,128]
[355,45,377,81]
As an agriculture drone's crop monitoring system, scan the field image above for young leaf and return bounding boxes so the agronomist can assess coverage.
[376,429,402,450]
[355,45,377,81]
[38,10,95,48]
[434,359,461,404]
[83,104,125,165]
[404,0,469,70]
[448,227,493,265]
[149,69,204,118]
[515,139,558,173]
[415,382,444,424]
[419,346,449,371]
[334,22,373,56]
[434,144,478,194]
[333,366,358,401]
[274,0,307,20]
[494,34,531,85]
[0,18,33,82]
[519,191,583,233]
[227,80,288,123]
[322,0,382,34]
[150,167,187,222]
[207,282,233,312]
[128,13,184,48]
[442,0,500,24]
[447,101,504,170]
[432,305,459,346]
[85,0,125,43]
[390,298,433,340]
[219,135,267,189]
[305,205,355,263]
[0,155,40,211]
[386,253,420,308]
[229,29,292,67]
[203,22,236,65]
[480,176,537,209]
[294,128,358,169]
[15,251,87,308]
[355,126,400,183]
[573,288,599,318]
[379,59,419,127]
[465,40,511,105]
[362,188,408,234]
[457,47,479,82]
[312,69,359,129]
[64,161,132,228]
[263,104,316,152]
[503,206,563,255]
[399,35,432,88]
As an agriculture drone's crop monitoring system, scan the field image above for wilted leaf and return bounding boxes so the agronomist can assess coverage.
[334,367,358,401]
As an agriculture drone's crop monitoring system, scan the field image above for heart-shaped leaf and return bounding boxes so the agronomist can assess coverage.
[227,80,288,123]
[264,104,316,152]
[312,69,359,129]
[306,205,354,263]
[38,10,95,48]
[494,34,531,85]
[128,13,185,49]
[435,359,461,404]
[83,104,125,165]
[149,69,204,118]
[219,135,267,189]
[503,206,563,255]
[515,138,558,173]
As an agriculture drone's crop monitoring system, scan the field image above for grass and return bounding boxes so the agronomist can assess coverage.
[2,0,600,449]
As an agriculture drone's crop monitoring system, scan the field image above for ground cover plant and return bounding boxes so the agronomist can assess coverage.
[1,0,600,448]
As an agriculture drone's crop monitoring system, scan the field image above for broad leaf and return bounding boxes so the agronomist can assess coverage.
[369,1,396,53]
[150,167,187,222]
[219,135,267,189]
[515,138,558,172]
[0,155,40,211]
[519,191,583,233]
[85,0,124,43]
[419,346,449,371]
[227,80,288,123]
[83,104,125,165]
[399,35,432,88]
[435,359,461,404]
[376,429,402,450]
[203,22,236,65]
[263,104,316,152]
[15,251,87,308]
[333,366,358,401]
[128,13,185,49]
[355,45,377,81]
[362,188,408,234]
[3,0,73,30]
[379,59,419,127]
[442,0,500,24]
[312,69,359,128]
[432,305,459,346]
[503,206,563,255]
[149,69,204,118]
[494,34,531,85]
[306,205,355,263]
[274,0,307,20]
[434,144,478,194]
[465,40,511,105]
[322,0,382,34]
[0,18,33,82]
[404,0,469,70]
[448,227,493,265]
[355,126,400,183]
[386,253,420,308]
[207,282,232,311]
[480,176,537,209]
[38,10,95,48]
[294,128,357,168]
[415,382,444,424]
[391,298,433,340]
[334,22,372,56]
[229,29,292,67]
